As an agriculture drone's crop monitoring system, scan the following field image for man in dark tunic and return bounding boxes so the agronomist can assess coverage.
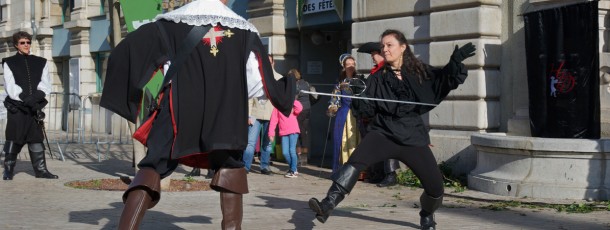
[2,31,57,180]
[100,0,294,229]
[357,42,401,187]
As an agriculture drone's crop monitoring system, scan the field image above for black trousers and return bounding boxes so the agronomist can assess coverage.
[137,92,242,179]
[296,109,310,149]
[346,131,444,198]
[5,109,44,144]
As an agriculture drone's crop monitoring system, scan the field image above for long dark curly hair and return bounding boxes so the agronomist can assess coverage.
[380,29,427,83]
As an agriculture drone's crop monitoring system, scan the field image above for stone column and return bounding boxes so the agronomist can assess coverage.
[504,0,531,136]
[247,0,299,73]
[599,1,610,137]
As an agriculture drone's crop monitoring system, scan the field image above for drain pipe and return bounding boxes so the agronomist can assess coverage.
[30,0,38,42]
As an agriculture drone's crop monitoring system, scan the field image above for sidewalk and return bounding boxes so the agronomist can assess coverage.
[0,143,608,230]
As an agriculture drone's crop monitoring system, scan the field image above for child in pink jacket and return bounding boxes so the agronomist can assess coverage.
[269,100,302,178]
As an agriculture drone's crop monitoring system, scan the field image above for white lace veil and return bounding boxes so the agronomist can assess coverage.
[154,0,259,34]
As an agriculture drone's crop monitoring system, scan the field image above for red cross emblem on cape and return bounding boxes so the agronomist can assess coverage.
[201,24,234,57]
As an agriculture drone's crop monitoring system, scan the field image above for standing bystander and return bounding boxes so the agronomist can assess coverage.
[2,31,57,180]
[289,68,313,165]
[243,55,283,175]
[269,98,302,178]
[356,42,401,187]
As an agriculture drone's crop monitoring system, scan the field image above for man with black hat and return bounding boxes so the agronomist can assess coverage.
[356,42,401,187]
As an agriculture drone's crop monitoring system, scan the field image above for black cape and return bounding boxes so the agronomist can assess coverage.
[100,20,295,167]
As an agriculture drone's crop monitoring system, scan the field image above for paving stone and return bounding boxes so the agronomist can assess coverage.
[0,144,608,229]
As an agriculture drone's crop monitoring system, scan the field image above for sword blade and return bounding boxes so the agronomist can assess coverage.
[300,90,438,107]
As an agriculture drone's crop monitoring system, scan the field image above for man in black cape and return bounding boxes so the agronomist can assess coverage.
[100,0,295,229]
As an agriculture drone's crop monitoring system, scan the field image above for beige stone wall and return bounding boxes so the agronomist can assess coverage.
[0,0,62,91]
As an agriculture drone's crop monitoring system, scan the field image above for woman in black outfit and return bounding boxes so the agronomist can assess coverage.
[308,29,475,230]
[289,68,314,165]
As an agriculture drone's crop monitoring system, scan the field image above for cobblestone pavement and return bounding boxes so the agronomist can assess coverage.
[1,144,609,230]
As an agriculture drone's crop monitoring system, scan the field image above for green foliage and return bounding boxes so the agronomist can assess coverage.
[480,201,607,213]
[439,161,467,193]
[550,202,597,213]
[395,161,466,193]
[183,176,196,183]
[481,201,521,211]
[395,169,421,187]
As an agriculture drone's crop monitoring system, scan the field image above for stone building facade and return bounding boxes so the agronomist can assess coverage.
[246,0,610,176]
[0,1,607,177]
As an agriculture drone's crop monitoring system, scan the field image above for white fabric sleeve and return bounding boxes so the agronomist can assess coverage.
[163,60,171,76]
[3,62,23,101]
[246,51,264,99]
[37,62,52,95]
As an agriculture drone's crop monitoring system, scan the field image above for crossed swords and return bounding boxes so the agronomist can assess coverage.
[299,90,438,107]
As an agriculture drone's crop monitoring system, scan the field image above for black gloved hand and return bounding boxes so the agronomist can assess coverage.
[23,90,46,109]
[31,98,48,112]
[450,42,476,63]
[35,110,45,122]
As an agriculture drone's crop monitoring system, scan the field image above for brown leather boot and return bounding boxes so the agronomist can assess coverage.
[119,189,152,230]
[210,168,249,230]
[220,192,243,230]
[118,168,161,230]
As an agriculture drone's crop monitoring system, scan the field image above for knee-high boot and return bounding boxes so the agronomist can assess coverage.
[28,143,58,179]
[419,193,443,230]
[3,142,22,180]
[309,164,359,223]
[210,167,249,230]
[119,168,161,230]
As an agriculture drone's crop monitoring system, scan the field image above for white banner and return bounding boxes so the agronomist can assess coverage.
[302,0,335,15]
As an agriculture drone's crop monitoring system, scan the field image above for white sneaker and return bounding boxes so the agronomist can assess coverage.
[284,171,297,178]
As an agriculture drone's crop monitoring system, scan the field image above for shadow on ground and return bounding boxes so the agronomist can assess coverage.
[255,195,419,230]
[69,202,212,229]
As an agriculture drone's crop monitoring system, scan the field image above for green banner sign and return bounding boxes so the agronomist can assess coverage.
[120,0,163,32]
